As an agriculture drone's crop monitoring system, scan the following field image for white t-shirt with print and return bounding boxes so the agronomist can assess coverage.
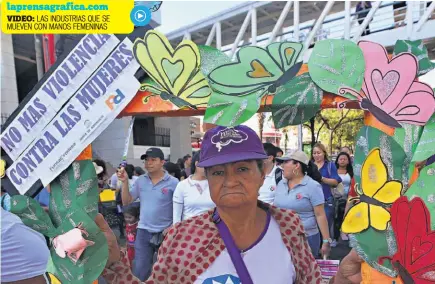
[195,216,296,284]
[173,176,215,223]
[258,165,279,204]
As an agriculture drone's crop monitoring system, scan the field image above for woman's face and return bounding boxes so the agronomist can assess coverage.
[281,160,299,180]
[312,147,325,162]
[338,155,349,168]
[207,160,265,208]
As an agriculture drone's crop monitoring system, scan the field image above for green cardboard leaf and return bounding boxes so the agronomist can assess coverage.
[405,163,435,229]
[271,73,323,127]
[308,39,365,99]
[10,195,58,237]
[392,123,424,192]
[393,40,435,76]
[204,90,263,127]
[354,126,406,186]
[412,114,435,163]
[349,227,398,277]
[198,45,231,76]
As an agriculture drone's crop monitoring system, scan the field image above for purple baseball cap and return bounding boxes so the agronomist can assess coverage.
[198,125,268,167]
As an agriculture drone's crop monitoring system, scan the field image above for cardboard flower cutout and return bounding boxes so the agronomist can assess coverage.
[133,30,212,109]
[338,41,435,128]
[379,196,435,283]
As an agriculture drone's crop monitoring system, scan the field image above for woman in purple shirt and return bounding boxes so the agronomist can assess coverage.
[312,143,342,246]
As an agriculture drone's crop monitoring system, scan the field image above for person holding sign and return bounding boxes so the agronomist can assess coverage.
[117,147,178,281]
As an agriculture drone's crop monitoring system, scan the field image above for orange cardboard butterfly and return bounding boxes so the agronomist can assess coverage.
[379,196,435,284]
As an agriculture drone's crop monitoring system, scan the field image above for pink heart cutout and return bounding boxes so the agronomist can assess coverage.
[371,70,400,104]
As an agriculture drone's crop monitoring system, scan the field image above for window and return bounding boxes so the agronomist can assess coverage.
[133,117,170,147]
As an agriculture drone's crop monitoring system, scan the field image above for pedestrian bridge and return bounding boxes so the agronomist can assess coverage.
[164,1,435,61]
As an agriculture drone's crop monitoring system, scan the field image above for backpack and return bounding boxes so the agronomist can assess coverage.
[275,167,283,185]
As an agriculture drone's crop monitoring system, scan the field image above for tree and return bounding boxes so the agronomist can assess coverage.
[316,109,364,153]
[257,112,266,141]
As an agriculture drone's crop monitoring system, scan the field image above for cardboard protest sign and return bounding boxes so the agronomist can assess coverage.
[1,34,120,160]
[6,38,140,194]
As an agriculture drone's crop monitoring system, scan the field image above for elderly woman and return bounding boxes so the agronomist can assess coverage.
[102,125,321,283]
[274,150,331,258]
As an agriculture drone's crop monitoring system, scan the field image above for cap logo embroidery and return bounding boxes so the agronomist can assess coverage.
[211,128,248,152]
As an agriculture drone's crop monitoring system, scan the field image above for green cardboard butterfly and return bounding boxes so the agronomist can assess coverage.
[205,42,303,126]
[133,30,212,109]
[208,42,303,96]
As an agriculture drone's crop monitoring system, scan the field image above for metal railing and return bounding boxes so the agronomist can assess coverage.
[220,1,435,54]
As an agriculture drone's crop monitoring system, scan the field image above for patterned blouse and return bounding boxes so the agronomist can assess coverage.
[102,202,323,284]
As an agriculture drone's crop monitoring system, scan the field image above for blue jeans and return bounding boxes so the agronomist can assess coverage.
[133,228,161,281]
[307,233,321,257]
[324,196,335,239]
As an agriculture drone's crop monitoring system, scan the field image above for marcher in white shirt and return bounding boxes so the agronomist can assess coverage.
[173,151,215,224]
[258,143,282,204]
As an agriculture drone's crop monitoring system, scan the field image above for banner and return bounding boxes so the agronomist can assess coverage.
[6,38,140,194]
[1,34,120,160]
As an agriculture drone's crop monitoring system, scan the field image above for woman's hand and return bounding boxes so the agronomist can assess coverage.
[94,213,121,268]
[320,242,331,259]
[332,249,363,283]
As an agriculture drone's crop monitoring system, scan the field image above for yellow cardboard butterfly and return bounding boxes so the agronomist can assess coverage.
[133,30,211,109]
[341,148,402,233]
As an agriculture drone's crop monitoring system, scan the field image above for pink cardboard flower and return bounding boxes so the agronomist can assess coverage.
[358,41,435,127]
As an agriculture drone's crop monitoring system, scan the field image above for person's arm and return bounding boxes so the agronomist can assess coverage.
[331,249,363,284]
[322,162,341,187]
[118,168,138,206]
[172,183,184,224]
[314,204,331,257]
[311,183,331,257]
[101,214,180,284]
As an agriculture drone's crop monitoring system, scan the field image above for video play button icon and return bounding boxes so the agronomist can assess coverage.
[130,5,151,26]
